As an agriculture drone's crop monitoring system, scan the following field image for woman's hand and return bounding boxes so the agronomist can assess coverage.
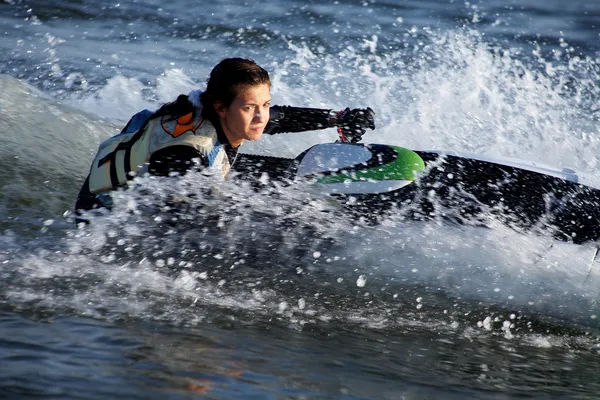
[335,107,376,143]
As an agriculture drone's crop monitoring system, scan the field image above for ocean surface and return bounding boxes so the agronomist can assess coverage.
[2,0,600,398]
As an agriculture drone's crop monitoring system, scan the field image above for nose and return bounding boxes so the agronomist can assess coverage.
[254,111,266,123]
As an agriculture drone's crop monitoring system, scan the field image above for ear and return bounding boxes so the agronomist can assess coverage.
[214,102,226,118]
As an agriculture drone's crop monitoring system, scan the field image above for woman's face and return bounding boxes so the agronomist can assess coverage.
[216,83,271,148]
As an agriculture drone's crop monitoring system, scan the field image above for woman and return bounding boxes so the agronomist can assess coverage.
[75,57,375,215]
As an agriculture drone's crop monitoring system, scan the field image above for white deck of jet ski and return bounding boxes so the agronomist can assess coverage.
[293,143,414,194]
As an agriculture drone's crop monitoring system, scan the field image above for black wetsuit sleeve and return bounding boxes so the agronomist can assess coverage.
[264,105,333,135]
[148,145,208,176]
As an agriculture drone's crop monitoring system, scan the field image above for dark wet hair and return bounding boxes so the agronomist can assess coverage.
[200,58,271,123]
[151,58,270,125]
[152,94,195,121]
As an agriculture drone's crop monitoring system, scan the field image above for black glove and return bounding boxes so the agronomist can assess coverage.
[335,107,376,143]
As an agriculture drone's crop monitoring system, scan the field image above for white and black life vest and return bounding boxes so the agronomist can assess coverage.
[87,107,230,194]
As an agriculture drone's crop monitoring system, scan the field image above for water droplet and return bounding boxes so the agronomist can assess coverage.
[356,275,367,287]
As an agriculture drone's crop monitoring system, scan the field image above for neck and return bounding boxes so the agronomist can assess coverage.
[222,129,243,148]
[214,122,242,149]
[226,136,243,148]
[221,125,244,148]
[216,116,243,148]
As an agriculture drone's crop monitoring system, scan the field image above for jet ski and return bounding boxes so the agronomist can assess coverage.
[233,139,600,245]
[76,119,600,245]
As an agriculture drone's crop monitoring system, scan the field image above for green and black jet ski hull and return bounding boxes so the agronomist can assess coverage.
[233,144,600,245]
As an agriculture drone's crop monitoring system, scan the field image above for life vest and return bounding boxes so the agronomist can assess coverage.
[87,108,230,194]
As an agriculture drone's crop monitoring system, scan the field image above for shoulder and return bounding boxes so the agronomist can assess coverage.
[116,109,154,136]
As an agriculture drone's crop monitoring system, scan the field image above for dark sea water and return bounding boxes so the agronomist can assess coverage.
[2,0,600,398]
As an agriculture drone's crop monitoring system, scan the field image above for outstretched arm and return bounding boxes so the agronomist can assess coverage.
[264,106,335,134]
[264,105,375,143]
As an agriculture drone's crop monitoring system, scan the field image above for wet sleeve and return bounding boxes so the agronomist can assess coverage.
[264,105,334,135]
[148,145,208,177]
